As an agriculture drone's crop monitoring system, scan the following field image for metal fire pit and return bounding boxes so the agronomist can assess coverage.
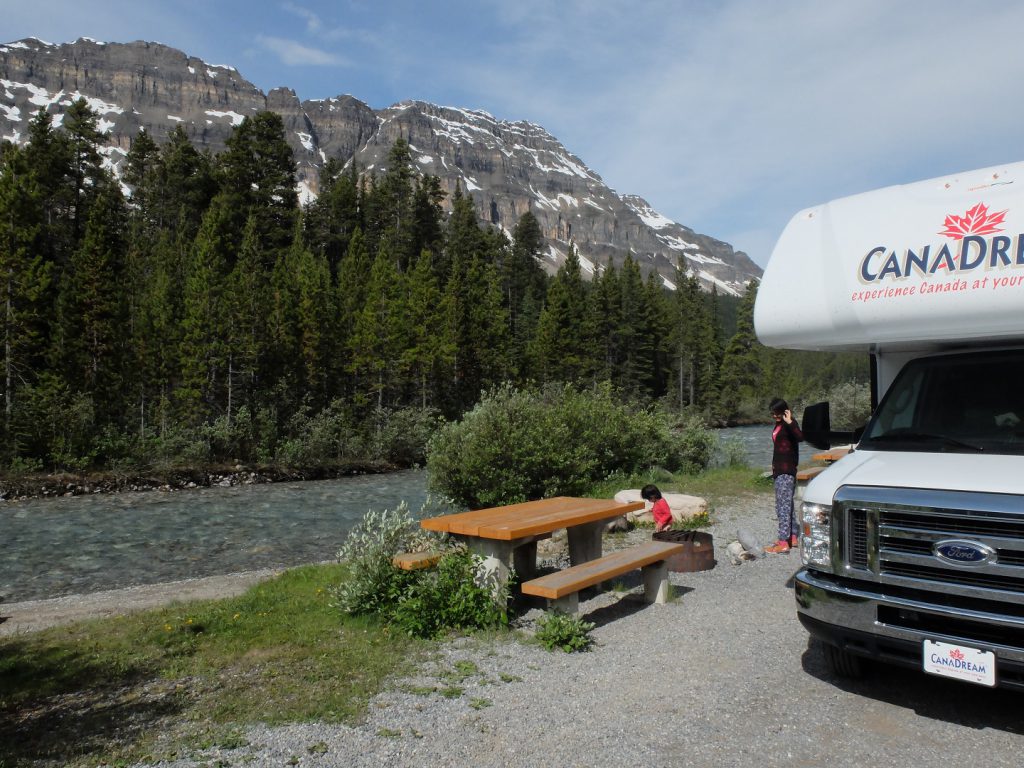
[652,530,716,572]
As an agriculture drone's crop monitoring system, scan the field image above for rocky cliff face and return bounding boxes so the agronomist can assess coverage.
[1,37,760,294]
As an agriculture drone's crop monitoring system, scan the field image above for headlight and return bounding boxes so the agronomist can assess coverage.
[800,502,832,568]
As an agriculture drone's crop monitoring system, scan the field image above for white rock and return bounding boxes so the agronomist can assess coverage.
[614,489,708,524]
[726,540,755,565]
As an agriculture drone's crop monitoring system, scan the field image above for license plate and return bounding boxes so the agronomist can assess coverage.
[923,639,996,687]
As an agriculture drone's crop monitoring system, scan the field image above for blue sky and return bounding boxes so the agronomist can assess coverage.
[7,0,1024,268]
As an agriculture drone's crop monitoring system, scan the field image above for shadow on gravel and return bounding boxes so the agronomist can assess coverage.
[800,640,1024,735]
[583,585,695,629]
[0,636,186,766]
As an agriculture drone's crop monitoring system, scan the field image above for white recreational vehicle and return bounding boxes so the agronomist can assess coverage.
[754,161,1024,690]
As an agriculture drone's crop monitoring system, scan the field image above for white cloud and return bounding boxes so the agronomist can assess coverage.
[451,0,1024,266]
[255,34,346,67]
[281,2,322,35]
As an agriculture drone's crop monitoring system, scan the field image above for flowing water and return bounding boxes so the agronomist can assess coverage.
[0,427,773,603]
[1,470,433,603]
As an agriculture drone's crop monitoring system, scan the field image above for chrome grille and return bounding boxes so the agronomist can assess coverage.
[836,487,1024,604]
[848,508,869,568]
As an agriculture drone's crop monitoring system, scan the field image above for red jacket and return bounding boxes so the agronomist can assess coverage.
[651,498,673,527]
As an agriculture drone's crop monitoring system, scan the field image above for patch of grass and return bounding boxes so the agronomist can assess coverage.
[469,697,492,710]
[439,686,464,698]
[376,728,402,739]
[588,466,769,508]
[498,673,522,683]
[0,564,423,767]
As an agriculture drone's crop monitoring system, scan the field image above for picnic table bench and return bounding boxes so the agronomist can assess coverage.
[520,540,685,613]
[421,497,682,612]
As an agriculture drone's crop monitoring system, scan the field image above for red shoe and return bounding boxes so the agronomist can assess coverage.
[765,541,790,554]
[789,535,799,548]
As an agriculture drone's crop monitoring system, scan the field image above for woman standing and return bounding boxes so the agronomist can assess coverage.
[765,398,803,553]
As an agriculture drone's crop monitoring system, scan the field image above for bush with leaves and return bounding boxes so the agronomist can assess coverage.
[389,547,509,638]
[334,501,438,617]
[534,610,595,652]
[335,503,509,638]
[427,382,712,509]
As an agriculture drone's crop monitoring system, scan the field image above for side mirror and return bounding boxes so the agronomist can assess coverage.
[802,402,832,450]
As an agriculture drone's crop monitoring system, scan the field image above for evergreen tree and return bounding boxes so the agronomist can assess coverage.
[348,244,407,410]
[529,247,590,383]
[304,158,361,276]
[178,196,232,423]
[365,138,416,269]
[0,146,51,455]
[130,231,181,436]
[292,227,333,405]
[498,215,546,377]
[122,128,161,229]
[717,282,761,419]
[217,111,298,255]
[224,216,267,420]
[335,227,372,381]
[410,174,446,263]
[403,250,453,408]
[57,181,129,418]
[156,125,216,236]
[62,98,107,246]
[22,108,74,266]
[587,259,620,383]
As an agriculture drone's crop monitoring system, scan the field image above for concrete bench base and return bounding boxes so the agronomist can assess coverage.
[521,540,684,614]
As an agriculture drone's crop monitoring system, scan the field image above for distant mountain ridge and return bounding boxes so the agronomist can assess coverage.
[0,37,761,295]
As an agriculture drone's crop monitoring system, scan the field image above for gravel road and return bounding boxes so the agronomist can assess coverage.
[7,491,1023,767]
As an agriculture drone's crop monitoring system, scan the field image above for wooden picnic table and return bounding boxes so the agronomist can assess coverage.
[811,446,852,464]
[420,496,644,584]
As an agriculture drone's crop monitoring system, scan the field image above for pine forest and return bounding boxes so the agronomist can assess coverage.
[0,100,866,474]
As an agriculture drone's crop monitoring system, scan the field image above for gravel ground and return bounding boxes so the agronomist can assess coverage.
[7,492,1023,767]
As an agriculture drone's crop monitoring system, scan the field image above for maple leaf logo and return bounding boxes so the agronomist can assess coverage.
[950,649,965,661]
[939,202,1008,240]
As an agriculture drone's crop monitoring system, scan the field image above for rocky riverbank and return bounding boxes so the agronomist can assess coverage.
[0,461,397,502]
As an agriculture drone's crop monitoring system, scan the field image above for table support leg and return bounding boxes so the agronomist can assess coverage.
[642,561,671,604]
[513,541,538,580]
[567,520,604,565]
[551,593,579,614]
[456,535,535,602]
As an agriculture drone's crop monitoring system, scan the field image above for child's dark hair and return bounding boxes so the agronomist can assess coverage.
[769,397,789,415]
[640,484,662,501]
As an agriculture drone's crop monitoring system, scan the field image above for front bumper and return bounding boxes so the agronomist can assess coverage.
[795,568,1024,690]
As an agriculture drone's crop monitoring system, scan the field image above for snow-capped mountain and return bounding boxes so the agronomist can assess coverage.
[0,37,761,294]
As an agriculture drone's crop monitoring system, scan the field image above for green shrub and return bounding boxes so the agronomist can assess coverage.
[334,502,437,617]
[427,383,711,509]
[276,399,364,468]
[368,405,444,466]
[389,548,509,638]
[335,505,508,638]
[534,611,595,652]
[717,436,749,468]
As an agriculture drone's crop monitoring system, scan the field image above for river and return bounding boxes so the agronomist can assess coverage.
[0,426,772,603]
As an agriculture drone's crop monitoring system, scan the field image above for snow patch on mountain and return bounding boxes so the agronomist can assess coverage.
[205,110,245,126]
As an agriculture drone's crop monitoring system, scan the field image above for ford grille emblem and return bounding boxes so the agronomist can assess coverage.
[934,539,996,567]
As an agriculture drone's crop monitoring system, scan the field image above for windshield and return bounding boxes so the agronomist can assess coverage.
[860,350,1024,455]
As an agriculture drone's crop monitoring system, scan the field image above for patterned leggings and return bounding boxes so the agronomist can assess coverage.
[774,473,797,542]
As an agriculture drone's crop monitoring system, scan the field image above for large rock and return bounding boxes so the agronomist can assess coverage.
[614,489,707,524]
